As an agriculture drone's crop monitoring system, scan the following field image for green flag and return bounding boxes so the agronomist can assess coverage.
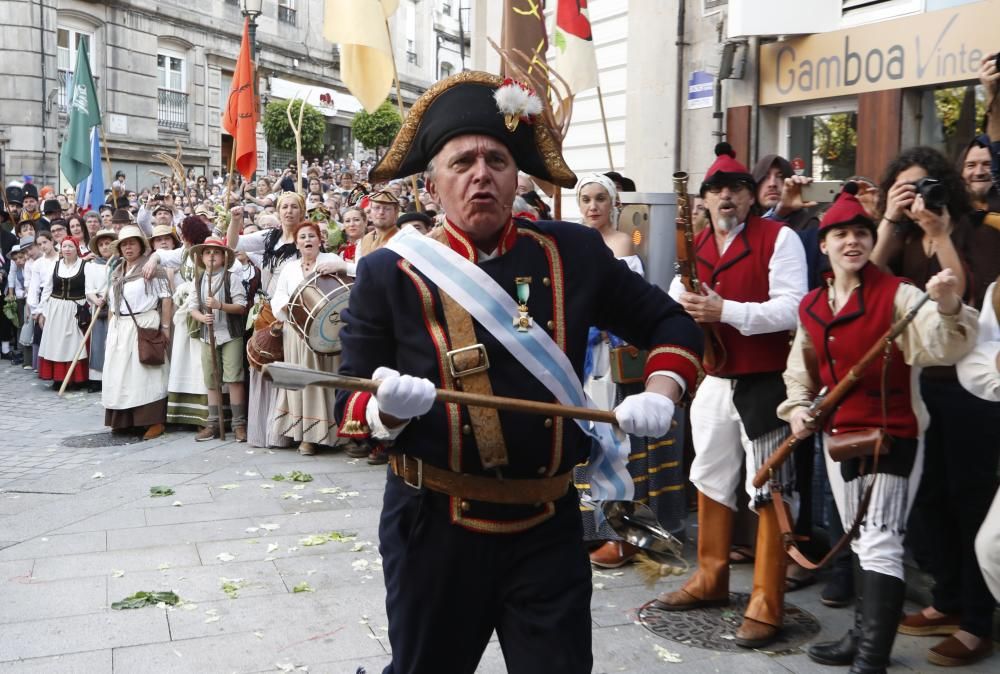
[59,40,102,187]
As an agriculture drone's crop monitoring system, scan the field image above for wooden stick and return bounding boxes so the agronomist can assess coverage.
[218,143,238,237]
[285,95,305,196]
[263,363,618,425]
[596,85,615,171]
[384,19,421,212]
[199,266,227,440]
[57,307,99,397]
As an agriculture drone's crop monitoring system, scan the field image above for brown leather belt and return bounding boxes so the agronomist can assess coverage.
[389,454,571,505]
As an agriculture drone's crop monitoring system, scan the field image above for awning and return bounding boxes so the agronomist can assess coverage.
[269,77,363,118]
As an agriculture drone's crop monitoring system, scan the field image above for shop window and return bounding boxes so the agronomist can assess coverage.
[917,83,987,162]
[787,110,859,180]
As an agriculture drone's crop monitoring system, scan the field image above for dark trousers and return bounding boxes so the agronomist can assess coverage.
[379,472,594,674]
[909,377,1000,637]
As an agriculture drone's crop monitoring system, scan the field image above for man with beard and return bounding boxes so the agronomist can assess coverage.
[655,142,808,649]
[356,189,400,258]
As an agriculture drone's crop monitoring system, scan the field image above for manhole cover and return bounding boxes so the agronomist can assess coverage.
[638,592,821,654]
[60,432,147,448]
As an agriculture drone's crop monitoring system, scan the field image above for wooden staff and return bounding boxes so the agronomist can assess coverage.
[199,266,227,441]
[57,307,99,397]
[385,19,421,212]
[286,95,305,197]
[218,144,239,237]
[263,363,618,425]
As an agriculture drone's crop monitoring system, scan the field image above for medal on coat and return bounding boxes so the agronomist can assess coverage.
[513,276,533,332]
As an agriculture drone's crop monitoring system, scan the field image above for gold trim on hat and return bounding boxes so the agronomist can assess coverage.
[371,70,576,189]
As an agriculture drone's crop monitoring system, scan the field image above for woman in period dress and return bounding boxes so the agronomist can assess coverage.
[338,206,367,262]
[84,229,117,393]
[572,173,687,568]
[103,226,173,440]
[269,221,354,454]
[37,237,89,390]
[780,185,978,673]
[226,192,304,447]
[27,231,58,373]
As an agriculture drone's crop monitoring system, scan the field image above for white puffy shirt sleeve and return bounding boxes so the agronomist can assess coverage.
[957,281,1000,402]
[719,226,808,335]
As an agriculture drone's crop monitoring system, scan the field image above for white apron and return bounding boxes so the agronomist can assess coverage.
[102,309,170,410]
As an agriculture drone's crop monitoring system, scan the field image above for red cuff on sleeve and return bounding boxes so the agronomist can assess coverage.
[338,391,373,439]
[644,345,705,394]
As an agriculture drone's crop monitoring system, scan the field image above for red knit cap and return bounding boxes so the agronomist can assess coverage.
[818,182,875,238]
[700,142,756,196]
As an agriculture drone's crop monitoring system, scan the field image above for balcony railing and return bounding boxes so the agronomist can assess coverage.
[158,89,188,130]
[278,5,297,25]
[58,69,100,114]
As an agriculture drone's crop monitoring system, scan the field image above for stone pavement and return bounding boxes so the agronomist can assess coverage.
[0,366,995,673]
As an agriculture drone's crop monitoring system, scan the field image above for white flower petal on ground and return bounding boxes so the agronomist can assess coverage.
[653,644,682,663]
[216,552,236,562]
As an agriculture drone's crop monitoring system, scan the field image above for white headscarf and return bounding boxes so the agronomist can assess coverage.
[575,173,620,227]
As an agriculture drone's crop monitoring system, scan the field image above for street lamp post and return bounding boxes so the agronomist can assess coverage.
[241,0,263,64]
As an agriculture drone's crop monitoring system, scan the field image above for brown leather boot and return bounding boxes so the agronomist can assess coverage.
[735,500,788,648]
[142,424,165,440]
[653,492,733,611]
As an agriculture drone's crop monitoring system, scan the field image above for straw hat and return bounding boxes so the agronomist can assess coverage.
[88,228,117,257]
[189,236,236,269]
[113,225,149,257]
[150,224,181,247]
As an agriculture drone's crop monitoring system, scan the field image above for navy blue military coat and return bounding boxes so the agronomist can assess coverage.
[337,218,703,533]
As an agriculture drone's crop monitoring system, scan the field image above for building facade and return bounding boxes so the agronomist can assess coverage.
[469,0,993,215]
[0,0,469,192]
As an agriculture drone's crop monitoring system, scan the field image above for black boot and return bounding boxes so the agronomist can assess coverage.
[850,571,905,674]
[809,561,863,666]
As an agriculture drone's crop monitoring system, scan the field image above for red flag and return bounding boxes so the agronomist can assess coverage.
[223,19,257,180]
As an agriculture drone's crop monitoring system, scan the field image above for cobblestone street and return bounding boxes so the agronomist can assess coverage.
[0,366,993,673]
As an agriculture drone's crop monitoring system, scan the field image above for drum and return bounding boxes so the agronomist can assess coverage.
[286,272,352,354]
[247,322,283,371]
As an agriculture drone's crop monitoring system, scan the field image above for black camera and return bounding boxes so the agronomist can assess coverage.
[912,177,949,212]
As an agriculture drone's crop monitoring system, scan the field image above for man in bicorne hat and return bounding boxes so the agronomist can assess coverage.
[356,189,400,259]
[335,71,703,673]
[655,142,808,649]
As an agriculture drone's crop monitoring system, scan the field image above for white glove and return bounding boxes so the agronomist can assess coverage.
[614,392,676,438]
[373,366,436,420]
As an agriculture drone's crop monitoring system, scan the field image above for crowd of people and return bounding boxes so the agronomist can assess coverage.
[1,63,999,673]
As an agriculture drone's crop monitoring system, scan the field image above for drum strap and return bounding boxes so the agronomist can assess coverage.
[439,288,510,470]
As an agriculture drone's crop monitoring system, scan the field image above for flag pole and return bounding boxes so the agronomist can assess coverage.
[98,126,116,203]
[595,85,615,172]
[384,19,421,212]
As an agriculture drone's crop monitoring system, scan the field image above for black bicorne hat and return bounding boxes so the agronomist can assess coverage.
[370,71,576,189]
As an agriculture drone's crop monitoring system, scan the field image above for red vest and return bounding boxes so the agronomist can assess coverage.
[799,263,917,438]
[694,215,791,376]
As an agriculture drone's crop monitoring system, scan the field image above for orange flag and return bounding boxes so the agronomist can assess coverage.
[223,18,257,180]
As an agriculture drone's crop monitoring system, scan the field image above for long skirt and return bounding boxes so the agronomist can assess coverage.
[102,310,169,428]
[247,355,288,448]
[88,314,108,380]
[166,310,210,428]
[38,297,87,383]
[272,324,339,446]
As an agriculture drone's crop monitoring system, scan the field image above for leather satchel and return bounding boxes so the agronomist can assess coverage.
[121,292,168,366]
[609,345,648,385]
[826,428,892,462]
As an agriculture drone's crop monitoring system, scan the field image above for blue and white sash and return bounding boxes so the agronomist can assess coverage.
[386,226,634,505]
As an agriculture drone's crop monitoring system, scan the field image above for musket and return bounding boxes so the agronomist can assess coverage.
[673,171,727,372]
[752,292,932,489]
[262,363,619,426]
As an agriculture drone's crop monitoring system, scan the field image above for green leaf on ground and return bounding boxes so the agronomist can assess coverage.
[150,486,175,497]
[111,590,181,610]
[292,582,314,593]
[299,530,358,547]
[271,474,287,481]
[221,578,246,599]
[289,471,313,482]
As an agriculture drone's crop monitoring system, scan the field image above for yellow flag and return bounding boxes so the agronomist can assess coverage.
[324,0,399,113]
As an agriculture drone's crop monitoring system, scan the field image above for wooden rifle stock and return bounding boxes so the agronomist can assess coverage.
[752,292,931,489]
[673,172,726,372]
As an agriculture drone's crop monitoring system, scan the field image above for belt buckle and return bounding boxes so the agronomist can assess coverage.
[446,343,490,379]
[402,455,423,490]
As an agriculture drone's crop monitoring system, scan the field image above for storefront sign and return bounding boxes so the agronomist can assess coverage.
[687,71,714,109]
[759,0,998,105]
